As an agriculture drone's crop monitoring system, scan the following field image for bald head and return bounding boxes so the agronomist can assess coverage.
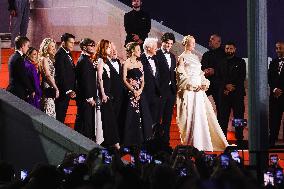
[209,34,221,49]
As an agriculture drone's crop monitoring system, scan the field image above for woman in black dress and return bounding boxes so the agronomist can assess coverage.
[122,42,153,146]
[95,39,120,149]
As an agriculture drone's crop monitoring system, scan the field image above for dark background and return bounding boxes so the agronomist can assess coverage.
[120,0,284,58]
[1,0,283,57]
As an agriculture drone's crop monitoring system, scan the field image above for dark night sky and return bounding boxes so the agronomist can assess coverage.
[120,0,284,58]
[1,0,283,57]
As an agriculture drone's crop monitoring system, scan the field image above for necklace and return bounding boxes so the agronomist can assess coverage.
[129,57,138,65]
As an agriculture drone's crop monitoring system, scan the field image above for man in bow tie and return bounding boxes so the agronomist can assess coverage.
[141,37,161,125]
[268,41,284,147]
[217,42,246,145]
[54,33,77,123]
[155,32,177,144]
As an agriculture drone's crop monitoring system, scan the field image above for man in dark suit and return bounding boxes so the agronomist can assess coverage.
[7,36,34,100]
[54,33,76,123]
[217,42,246,142]
[124,0,151,47]
[155,33,177,144]
[201,34,226,120]
[106,42,125,119]
[75,38,97,140]
[141,37,161,125]
[268,41,284,147]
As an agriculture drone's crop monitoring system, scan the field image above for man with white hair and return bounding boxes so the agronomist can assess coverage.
[141,37,161,125]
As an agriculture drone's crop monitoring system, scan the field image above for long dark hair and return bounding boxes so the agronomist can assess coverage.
[25,47,37,61]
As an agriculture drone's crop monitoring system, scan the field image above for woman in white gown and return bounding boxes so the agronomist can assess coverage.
[176,35,228,151]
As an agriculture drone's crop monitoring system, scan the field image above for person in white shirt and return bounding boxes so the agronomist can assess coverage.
[155,33,177,144]
[268,41,284,147]
[141,37,161,125]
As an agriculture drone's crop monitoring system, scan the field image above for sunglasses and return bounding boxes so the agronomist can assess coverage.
[87,44,96,47]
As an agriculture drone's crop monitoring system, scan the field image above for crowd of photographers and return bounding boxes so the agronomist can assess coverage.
[0,125,283,189]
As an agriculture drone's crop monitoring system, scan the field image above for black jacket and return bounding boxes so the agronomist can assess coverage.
[8,0,15,11]
[268,58,284,95]
[7,51,34,99]
[216,56,246,96]
[54,47,76,95]
[155,49,177,96]
[75,54,97,101]
[106,58,125,100]
[201,47,226,94]
[141,53,161,101]
[124,9,151,45]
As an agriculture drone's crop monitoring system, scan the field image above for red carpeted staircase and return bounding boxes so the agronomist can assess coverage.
[0,48,238,148]
[3,48,284,167]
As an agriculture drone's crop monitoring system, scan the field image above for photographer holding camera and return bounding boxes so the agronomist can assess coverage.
[217,42,246,145]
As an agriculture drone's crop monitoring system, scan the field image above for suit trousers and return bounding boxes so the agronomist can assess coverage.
[75,100,96,140]
[147,96,161,125]
[55,95,70,123]
[11,0,30,47]
[269,96,284,146]
[219,92,245,141]
[159,91,176,143]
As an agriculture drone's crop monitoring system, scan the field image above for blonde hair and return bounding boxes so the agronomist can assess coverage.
[182,35,195,46]
[39,38,56,58]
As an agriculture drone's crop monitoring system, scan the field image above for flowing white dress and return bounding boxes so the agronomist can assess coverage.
[176,52,228,151]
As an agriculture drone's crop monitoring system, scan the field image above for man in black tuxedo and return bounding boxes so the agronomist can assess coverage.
[75,38,97,140]
[217,42,246,142]
[268,41,284,146]
[54,33,76,123]
[7,36,35,100]
[201,34,226,120]
[124,0,151,47]
[106,42,125,119]
[141,37,161,125]
[155,33,177,144]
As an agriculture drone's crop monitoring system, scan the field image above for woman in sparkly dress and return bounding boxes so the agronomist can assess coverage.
[39,38,59,118]
[122,42,152,146]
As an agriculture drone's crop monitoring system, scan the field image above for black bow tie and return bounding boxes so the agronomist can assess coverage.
[163,50,170,54]
[148,56,154,60]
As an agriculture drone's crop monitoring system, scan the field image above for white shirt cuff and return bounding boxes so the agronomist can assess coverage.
[66,90,72,95]
[86,97,93,102]
[273,88,278,93]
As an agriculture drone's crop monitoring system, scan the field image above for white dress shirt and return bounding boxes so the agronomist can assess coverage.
[162,49,171,70]
[108,57,120,74]
[146,53,156,76]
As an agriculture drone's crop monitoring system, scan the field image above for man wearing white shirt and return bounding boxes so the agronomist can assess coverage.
[155,33,177,144]
[54,33,76,123]
[106,43,126,120]
[141,37,161,125]
[268,41,284,147]
[75,38,97,140]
